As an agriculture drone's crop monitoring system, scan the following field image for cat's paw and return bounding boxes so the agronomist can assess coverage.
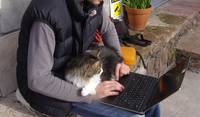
[81,74,101,96]
[81,88,90,96]
[81,87,96,96]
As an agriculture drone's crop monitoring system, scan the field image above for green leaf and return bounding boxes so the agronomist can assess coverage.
[122,0,152,8]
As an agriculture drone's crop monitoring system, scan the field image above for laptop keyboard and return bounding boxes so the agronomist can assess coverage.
[112,73,158,111]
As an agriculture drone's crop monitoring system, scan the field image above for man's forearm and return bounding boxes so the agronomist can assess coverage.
[100,9,121,55]
[27,22,93,103]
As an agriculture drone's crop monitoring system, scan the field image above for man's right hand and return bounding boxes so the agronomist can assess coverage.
[94,81,124,100]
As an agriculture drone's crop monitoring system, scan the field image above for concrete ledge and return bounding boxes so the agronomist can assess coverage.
[0,0,30,34]
[0,31,18,97]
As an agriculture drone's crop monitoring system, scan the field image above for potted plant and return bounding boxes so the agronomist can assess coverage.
[122,0,152,31]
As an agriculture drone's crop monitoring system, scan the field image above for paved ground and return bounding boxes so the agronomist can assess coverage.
[160,71,200,117]
[177,25,200,73]
[177,26,200,55]
[160,24,200,117]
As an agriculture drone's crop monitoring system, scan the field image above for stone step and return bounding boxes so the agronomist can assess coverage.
[0,92,78,117]
[127,0,200,77]
[0,93,39,117]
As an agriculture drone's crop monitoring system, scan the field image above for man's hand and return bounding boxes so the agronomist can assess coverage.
[115,63,130,81]
[94,81,124,100]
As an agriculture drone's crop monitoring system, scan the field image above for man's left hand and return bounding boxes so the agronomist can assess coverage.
[115,63,130,81]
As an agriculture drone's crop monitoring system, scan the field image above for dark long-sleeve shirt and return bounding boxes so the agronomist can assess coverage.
[27,9,121,103]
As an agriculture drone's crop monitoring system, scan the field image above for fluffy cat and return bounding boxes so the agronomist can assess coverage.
[64,47,122,96]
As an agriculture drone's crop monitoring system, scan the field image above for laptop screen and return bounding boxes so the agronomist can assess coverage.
[146,56,190,109]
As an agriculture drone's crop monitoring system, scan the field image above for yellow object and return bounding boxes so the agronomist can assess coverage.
[110,0,123,20]
[121,47,137,66]
[113,1,121,17]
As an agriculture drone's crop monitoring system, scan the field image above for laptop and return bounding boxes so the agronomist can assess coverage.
[101,56,190,114]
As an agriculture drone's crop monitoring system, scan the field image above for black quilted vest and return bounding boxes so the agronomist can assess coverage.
[16,0,103,116]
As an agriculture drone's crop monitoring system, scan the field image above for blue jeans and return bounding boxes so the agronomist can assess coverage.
[145,105,160,117]
[71,102,160,117]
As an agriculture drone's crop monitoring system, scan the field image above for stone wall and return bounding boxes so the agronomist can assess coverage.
[130,8,200,78]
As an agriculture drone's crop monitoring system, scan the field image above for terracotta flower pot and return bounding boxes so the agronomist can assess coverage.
[125,6,152,31]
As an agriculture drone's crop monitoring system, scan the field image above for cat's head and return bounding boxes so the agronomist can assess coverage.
[80,50,102,79]
[65,49,102,79]
[86,47,123,81]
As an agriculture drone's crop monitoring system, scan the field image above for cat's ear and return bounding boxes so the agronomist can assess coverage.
[96,49,101,59]
[94,61,101,68]
[90,49,101,60]
[95,61,100,66]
